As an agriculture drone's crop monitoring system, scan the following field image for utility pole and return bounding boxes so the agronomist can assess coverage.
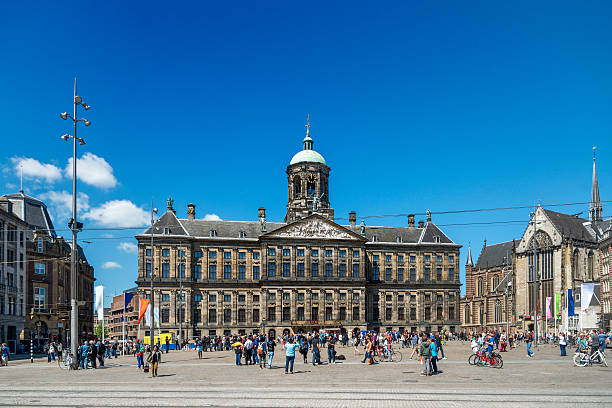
[178,240,183,348]
[532,209,538,346]
[149,201,157,348]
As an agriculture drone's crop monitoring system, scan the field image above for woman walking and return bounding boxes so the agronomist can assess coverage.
[147,345,161,377]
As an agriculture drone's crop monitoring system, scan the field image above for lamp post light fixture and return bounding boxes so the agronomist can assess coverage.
[59,78,91,368]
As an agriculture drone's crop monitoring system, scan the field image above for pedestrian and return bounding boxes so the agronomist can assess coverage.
[266,336,276,368]
[80,341,90,369]
[310,332,321,366]
[419,335,432,376]
[1,343,9,366]
[165,337,169,354]
[147,345,161,377]
[233,341,243,366]
[88,341,97,369]
[135,339,145,369]
[559,332,567,356]
[196,338,203,359]
[284,337,299,374]
[327,334,336,364]
[430,336,438,374]
[97,340,105,367]
[525,331,534,358]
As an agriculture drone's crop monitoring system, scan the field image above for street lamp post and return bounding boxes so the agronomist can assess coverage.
[59,78,91,368]
[150,202,158,348]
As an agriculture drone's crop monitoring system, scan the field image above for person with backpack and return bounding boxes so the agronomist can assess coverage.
[419,335,432,376]
[266,336,276,368]
[525,331,534,358]
[310,332,321,366]
[257,337,266,368]
[1,343,10,366]
[135,339,144,369]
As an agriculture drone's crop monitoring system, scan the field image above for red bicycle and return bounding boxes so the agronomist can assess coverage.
[476,350,503,368]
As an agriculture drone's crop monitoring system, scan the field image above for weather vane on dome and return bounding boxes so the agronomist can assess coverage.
[305,113,310,137]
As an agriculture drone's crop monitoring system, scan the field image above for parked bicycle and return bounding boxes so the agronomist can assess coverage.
[58,349,75,370]
[469,348,503,368]
[372,347,403,362]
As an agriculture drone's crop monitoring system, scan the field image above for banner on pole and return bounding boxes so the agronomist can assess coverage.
[554,293,561,317]
[581,283,595,313]
[568,289,575,317]
[124,292,135,309]
[546,297,552,319]
[138,299,150,324]
[94,285,104,321]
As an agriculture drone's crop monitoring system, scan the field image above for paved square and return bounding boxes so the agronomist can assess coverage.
[0,342,610,407]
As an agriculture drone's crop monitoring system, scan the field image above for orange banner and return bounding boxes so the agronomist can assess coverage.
[138,298,150,324]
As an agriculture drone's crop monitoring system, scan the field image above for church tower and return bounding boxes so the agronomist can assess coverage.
[590,147,603,222]
[285,116,334,223]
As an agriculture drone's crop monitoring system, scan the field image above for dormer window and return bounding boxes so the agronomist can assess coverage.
[396,236,402,243]
[433,236,441,243]
[210,229,217,237]
[372,235,378,242]
[163,227,170,235]
[239,231,246,238]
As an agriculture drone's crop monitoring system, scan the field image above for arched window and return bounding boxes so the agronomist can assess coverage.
[293,176,301,198]
[464,305,471,324]
[494,300,502,323]
[479,304,484,325]
[587,251,594,281]
[572,250,580,280]
[492,275,499,292]
[306,174,316,195]
[477,278,484,297]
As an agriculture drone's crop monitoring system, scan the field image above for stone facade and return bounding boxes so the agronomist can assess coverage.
[0,201,28,353]
[134,125,461,339]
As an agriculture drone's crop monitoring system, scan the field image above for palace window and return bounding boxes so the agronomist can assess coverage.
[268,248,276,256]
[193,309,201,323]
[311,249,319,257]
[424,268,430,281]
[224,265,231,279]
[268,292,276,301]
[210,229,217,237]
[436,255,442,263]
[424,307,431,320]
[193,264,201,279]
[253,265,260,280]
[448,255,454,263]
[297,263,305,277]
[297,249,304,257]
[161,309,170,323]
[311,307,319,320]
[162,263,170,278]
[339,263,346,277]
[325,292,333,301]
[410,307,417,321]
[372,266,380,281]
[312,292,319,300]
[325,263,333,277]
[352,264,359,278]
[238,309,246,323]
[353,250,359,258]
[162,249,170,257]
[239,231,246,238]
[161,294,170,302]
[253,309,259,322]
[283,248,290,257]
[410,255,416,263]
[194,250,202,258]
[385,255,392,263]
[224,294,231,303]
[398,307,405,321]
[35,263,46,275]
[267,307,275,322]
[436,268,442,280]
[353,292,359,301]
[224,251,231,259]
[178,263,185,279]
[253,295,260,302]
[268,262,276,277]
[398,255,404,263]
[326,249,333,257]
[208,265,216,279]
[311,263,319,277]
[339,292,346,301]
[283,262,290,277]
[339,250,346,258]
[282,307,291,321]
[325,307,333,321]
[282,292,290,301]
[177,308,185,323]
[253,251,260,260]
[448,268,454,281]
[238,265,246,280]
[352,306,360,320]
[424,255,431,263]
[397,268,404,281]
[209,251,217,259]
[297,292,305,301]
[209,294,216,302]
[146,248,151,256]
[178,249,186,258]
[409,268,415,281]
[297,307,305,320]
[238,252,246,260]
[224,309,231,323]
[385,268,392,281]
[194,294,202,302]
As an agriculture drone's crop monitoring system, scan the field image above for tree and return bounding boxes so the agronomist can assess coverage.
[94,322,110,340]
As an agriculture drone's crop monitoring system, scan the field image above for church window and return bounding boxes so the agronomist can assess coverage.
[293,176,301,197]
[477,278,484,296]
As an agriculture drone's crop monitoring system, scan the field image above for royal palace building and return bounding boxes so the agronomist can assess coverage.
[135,122,462,339]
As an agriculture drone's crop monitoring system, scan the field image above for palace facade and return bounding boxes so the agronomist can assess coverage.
[135,122,462,339]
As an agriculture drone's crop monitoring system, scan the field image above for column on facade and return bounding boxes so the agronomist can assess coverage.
[305,288,312,321]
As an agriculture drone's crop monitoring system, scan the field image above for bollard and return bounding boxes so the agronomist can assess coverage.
[30,338,33,363]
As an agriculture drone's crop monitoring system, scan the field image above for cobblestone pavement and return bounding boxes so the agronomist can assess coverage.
[0,342,610,407]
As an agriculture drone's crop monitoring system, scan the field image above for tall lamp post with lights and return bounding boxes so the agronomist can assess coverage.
[59,79,91,367]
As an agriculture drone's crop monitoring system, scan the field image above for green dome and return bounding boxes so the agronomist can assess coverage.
[290,149,327,165]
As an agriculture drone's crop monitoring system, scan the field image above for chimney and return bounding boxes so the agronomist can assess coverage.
[187,203,196,220]
[418,220,424,228]
[408,214,415,227]
[349,211,356,226]
[258,207,266,220]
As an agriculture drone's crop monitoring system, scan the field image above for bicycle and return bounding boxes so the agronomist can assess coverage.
[574,349,608,367]
[58,349,75,370]
[476,351,503,369]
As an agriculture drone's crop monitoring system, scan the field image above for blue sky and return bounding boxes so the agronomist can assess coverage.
[1,1,611,304]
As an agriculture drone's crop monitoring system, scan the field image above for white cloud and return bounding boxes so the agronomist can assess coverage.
[66,153,117,189]
[203,213,222,221]
[83,200,149,228]
[11,157,62,183]
[117,242,138,254]
[102,261,121,269]
[40,190,90,220]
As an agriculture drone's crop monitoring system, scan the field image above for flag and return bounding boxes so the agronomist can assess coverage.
[568,289,575,317]
[554,293,561,317]
[143,304,160,328]
[581,283,595,313]
[138,298,150,324]
[94,285,104,321]
[545,297,552,319]
[124,292,135,309]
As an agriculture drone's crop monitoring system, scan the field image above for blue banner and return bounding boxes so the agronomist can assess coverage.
[124,292,135,309]
[567,288,574,317]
